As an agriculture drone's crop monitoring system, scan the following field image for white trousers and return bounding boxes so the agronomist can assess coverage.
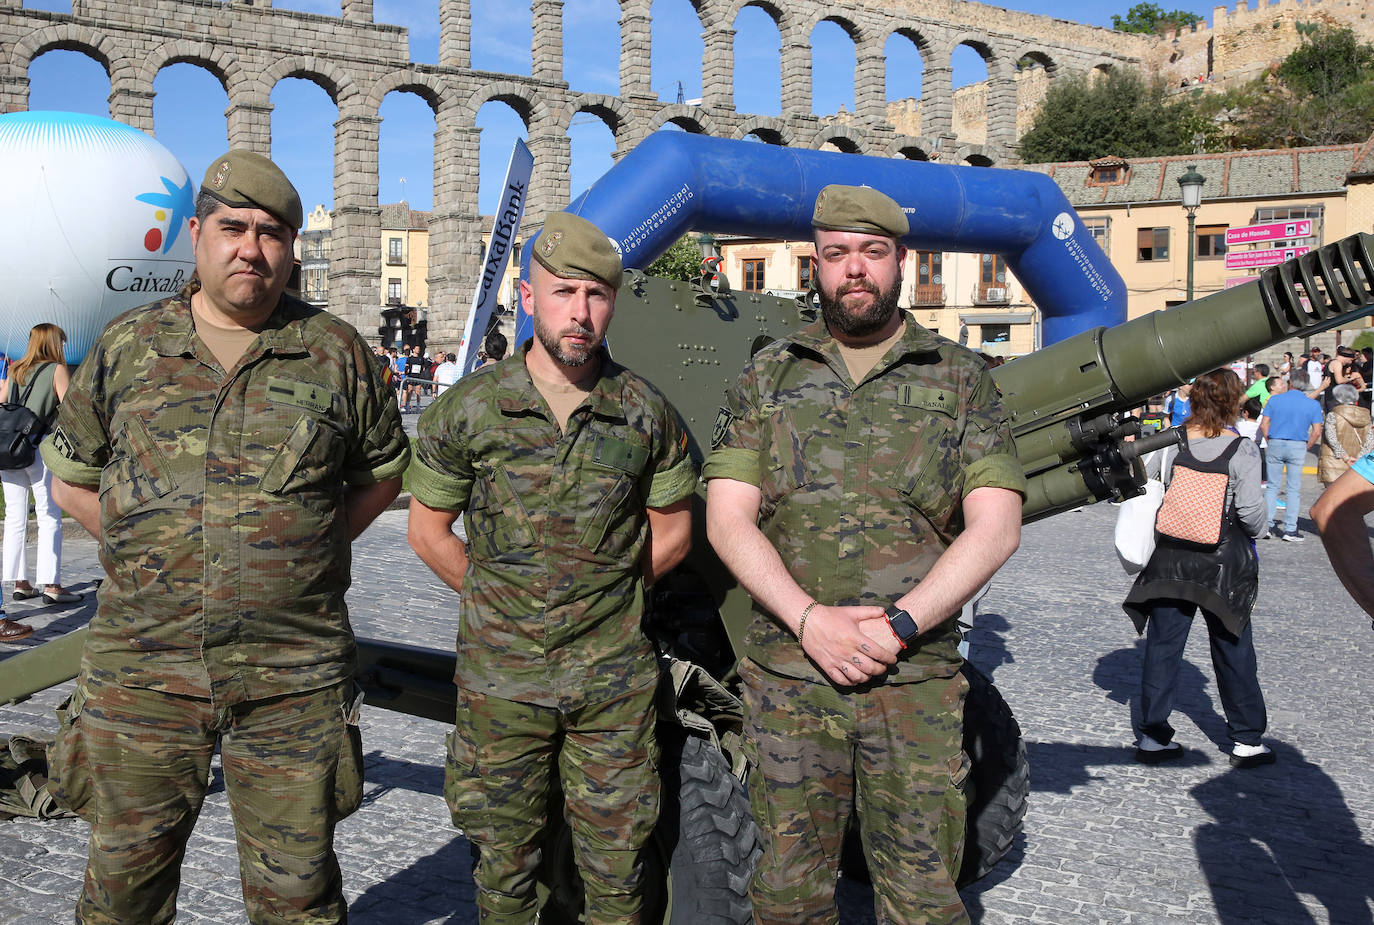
[1,456,62,586]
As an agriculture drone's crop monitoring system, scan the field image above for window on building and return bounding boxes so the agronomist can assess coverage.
[305,268,327,302]
[1083,216,1110,251]
[796,256,815,291]
[387,278,402,304]
[914,252,943,304]
[1251,205,1322,245]
[1137,227,1169,261]
[977,254,1008,302]
[981,324,1011,345]
[387,237,404,264]
[743,259,765,292]
[1196,224,1227,259]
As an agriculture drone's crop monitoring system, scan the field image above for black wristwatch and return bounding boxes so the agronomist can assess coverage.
[884,605,920,650]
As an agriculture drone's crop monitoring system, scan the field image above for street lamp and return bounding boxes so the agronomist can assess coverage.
[1177,164,1206,302]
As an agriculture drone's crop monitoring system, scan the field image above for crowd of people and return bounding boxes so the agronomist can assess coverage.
[370,329,509,413]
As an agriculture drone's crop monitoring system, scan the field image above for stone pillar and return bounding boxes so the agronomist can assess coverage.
[854,45,886,121]
[341,0,373,23]
[984,62,1018,154]
[110,86,154,132]
[428,120,484,347]
[526,126,571,221]
[619,0,654,100]
[922,62,954,140]
[439,0,471,70]
[780,34,811,116]
[330,110,382,336]
[0,72,29,114]
[701,25,735,111]
[226,99,273,153]
[531,0,564,84]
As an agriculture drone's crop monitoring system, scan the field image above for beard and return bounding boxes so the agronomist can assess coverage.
[533,310,596,367]
[818,274,903,340]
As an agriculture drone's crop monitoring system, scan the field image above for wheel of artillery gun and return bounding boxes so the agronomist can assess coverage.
[957,661,1028,886]
[537,729,762,924]
[840,662,1028,888]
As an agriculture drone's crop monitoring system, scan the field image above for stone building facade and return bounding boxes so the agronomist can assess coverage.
[0,0,1143,344]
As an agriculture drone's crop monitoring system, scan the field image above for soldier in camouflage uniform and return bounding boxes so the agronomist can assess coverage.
[703,186,1026,924]
[41,151,409,924]
[407,212,697,924]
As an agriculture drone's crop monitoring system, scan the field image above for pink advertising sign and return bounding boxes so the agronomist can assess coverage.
[1224,246,1310,270]
[1225,220,1313,246]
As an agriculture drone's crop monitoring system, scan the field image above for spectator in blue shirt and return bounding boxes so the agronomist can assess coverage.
[1259,370,1324,540]
[1168,382,1192,427]
[1312,452,1374,628]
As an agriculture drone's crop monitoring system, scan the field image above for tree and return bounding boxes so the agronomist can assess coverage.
[1197,24,1374,149]
[1018,68,1206,164]
[1111,3,1202,35]
[645,234,706,281]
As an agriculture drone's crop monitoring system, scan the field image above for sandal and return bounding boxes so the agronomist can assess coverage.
[0,618,34,642]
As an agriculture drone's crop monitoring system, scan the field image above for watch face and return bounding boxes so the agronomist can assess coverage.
[887,608,919,644]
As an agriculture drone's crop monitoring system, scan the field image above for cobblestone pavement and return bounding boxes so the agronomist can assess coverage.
[1,472,1371,923]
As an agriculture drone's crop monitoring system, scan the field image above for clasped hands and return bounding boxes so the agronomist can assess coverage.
[799,603,904,687]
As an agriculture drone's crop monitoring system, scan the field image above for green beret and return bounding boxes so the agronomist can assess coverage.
[812,184,909,239]
[201,150,303,230]
[533,212,623,290]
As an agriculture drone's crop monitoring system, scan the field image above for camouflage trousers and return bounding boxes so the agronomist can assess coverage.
[48,675,364,925]
[739,658,971,925]
[444,682,660,924]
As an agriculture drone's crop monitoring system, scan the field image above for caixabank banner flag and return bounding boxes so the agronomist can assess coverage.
[0,111,196,364]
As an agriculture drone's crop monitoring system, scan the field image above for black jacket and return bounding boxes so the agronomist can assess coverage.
[1122,439,1260,635]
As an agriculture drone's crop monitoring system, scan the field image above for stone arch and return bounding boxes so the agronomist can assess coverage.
[366,68,446,115]
[561,92,634,141]
[957,144,995,166]
[137,40,242,94]
[10,22,120,76]
[460,81,551,128]
[814,125,865,153]
[260,55,360,110]
[889,26,934,68]
[726,0,784,26]
[886,136,937,160]
[649,104,722,136]
[735,117,793,145]
[801,11,865,46]
[1010,47,1059,78]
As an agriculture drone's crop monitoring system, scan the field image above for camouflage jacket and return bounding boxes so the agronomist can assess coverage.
[41,283,410,704]
[409,345,698,710]
[703,317,1025,685]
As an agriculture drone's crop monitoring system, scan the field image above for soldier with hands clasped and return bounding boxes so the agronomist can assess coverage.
[704,185,1025,924]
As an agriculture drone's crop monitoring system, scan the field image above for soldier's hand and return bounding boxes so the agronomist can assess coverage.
[801,604,897,687]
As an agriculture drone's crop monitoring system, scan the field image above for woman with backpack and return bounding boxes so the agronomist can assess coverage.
[0,323,79,642]
[1123,368,1274,769]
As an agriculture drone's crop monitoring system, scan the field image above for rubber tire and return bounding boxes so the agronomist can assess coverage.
[536,731,761,924]
[956,661,1029,887]
[657,731,762,924]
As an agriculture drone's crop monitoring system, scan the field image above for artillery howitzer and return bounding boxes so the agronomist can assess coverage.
[2,130,1372,922]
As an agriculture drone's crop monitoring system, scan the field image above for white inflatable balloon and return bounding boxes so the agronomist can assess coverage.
[0,111,196,365]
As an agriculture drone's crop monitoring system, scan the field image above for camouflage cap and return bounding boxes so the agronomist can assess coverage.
[532,212,623,290]
[812,184,909,239]
[201,150,304,230]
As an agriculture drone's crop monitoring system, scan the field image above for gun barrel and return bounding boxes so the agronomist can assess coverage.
[998,232,1374,518]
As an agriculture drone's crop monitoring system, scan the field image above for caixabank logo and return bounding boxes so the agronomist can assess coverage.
[134,175,194,255]
[0,111,196,363]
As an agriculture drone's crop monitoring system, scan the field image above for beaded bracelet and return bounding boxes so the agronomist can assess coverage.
[798,600,818,645]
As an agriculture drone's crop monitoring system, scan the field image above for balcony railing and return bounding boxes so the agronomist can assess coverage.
[972,285,1010,305]
[912,283,945,306]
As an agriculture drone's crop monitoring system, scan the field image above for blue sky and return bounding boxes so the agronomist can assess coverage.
[21,0,1221,217]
